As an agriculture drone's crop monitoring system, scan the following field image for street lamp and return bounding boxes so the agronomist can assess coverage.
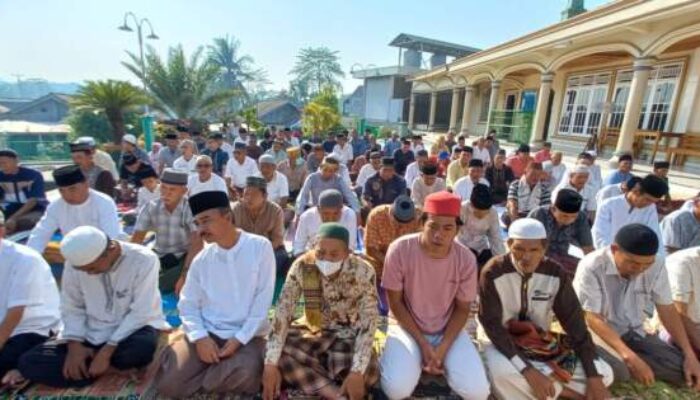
[118,12,158,150]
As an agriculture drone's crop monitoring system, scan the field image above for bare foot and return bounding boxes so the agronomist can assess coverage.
[1,369,26,387]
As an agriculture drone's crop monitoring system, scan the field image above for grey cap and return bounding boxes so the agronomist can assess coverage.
[319,189,343,208]
[0,210,4,225]
[259,154,276,165]
[160,168,189,186]
[392,195,415,223]
[246,176,267,190]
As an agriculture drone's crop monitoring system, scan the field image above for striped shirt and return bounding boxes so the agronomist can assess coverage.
[507,178,551,214]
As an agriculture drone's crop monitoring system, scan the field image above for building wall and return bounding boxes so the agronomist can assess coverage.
[364,76,394,122]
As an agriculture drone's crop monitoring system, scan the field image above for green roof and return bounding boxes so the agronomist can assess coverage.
[389,33,480,57]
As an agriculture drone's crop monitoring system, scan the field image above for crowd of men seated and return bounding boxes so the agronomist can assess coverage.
[1,123,700,400]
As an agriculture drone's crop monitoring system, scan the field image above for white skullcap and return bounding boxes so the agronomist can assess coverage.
[585,150,597,157]
[76,136,96,146]
[509,218,547,240]
[60,226,108,267]
[571,165,590,174]
[122,134,137,145]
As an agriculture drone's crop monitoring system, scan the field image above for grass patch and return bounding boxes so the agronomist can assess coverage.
[611,381,699,399]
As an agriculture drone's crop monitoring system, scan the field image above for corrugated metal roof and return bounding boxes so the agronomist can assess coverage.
[389,33,480,57]
[0,120,70,133]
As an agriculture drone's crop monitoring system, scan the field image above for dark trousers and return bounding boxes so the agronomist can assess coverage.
[470,248,494,271]
[593,330,686,386]
[160,253,185,294]
[0,333,49,377]
[274,247,291,278]
[18,326,158,388]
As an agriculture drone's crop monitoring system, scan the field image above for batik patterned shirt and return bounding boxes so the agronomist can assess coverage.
[265,254,378,373]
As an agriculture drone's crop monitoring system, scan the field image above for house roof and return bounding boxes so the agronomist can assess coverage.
[256,99,298,118]
[389,33,480,57]
[3,92,71,116]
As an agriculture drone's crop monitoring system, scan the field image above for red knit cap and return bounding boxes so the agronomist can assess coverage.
[423,191,461,218]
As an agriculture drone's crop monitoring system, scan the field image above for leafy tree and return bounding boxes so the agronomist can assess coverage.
[289,78,311,105]
[302,102,340,135]
[289,47,344,98]
[310,86,340,114]
[239,106,264,133]
[70,80,148,143]
[207,35,269,112]
[122,44,238,119]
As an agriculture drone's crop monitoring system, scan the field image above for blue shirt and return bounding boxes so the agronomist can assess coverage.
[603,170,632,186]
[352,138,369,158]
[363,174,407,206]
[0,166,47,217]
[322,139,337,154]
[201,148,230,176]
[383,139,401,157]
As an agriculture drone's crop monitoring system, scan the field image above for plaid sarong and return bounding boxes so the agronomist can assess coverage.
[278,327,379,394]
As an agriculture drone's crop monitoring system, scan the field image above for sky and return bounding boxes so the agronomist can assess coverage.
[0,0,609,94]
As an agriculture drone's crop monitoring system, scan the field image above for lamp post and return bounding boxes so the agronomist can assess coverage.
[118,12,158,151]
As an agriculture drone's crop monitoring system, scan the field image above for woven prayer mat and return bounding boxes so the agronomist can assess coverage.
[0,331,177,400]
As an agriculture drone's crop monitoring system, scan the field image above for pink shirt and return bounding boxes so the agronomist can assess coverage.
[382,233,478,334]
[506,155,531,178]
[533,149,551,163]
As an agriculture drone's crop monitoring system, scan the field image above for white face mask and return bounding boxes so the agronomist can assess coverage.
[316,259,343,276]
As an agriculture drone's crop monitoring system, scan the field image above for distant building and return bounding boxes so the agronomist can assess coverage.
[0,93,71,123]
[256,99,301,128]
[343,86,364,117]
[0,120,70,161]
[351,33,479,126]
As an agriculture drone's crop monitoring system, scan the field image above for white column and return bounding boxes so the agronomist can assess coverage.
[530,72,554,148]
[428,91,438,131]
[615,58,653,156]
[484,80,501,134]
[449,88,462,131]
[460,85,475,134]
[408,92,416,128]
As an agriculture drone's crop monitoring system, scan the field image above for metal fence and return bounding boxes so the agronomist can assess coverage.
[0,133,71,163]
[489,110,534,144]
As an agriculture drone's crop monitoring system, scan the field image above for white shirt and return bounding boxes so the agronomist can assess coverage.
[221,142,234,155]
[94,149,119,180]
[173,155,198,174]
[60,242,168,345]
[404,162,421,189]
[0,240,61,337]
[453,177,490,201]
[356,164,379,190]
[553,180,597,212]
[293,206,357,256]
[137,184,160,211]
[596,183,624,207]
[27,189,125,254]
[592,195,664,258]
[588,164,603,195]
[224,156,260,188]
[340,164,352,187]
[457,201,505,254]
[266,171,290,204]
[332,143,354,165]
[666,247,700,324]
[188,173,228,196]
[473,147,491,164]
[179,232,275,344]
[544,162,567,188]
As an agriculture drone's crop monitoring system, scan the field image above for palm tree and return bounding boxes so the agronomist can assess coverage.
[122,44,237,119]
[207,35,268,111]
[70,80,149,143]
[290,47,345,97]
[302,102,340,134]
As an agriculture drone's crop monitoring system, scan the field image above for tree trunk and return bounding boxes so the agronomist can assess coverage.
[106,108,126,144]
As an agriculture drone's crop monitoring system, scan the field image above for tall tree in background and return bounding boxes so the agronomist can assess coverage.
[123,45,237,119]
[289,47,344,100]
[207,35,268,112]
[70,80,148,143]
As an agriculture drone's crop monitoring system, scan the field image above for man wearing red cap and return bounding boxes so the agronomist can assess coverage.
[380,191,490,399]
